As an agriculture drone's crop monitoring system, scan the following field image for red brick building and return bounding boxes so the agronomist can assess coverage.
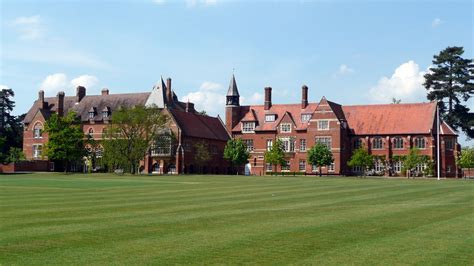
[225,75,460,177]
[22,77,230,174]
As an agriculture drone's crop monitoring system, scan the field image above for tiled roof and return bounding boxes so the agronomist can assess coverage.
[342,102,437,135]
[440,121,457,136]
[232,103,318,132]
[169,109,230,141]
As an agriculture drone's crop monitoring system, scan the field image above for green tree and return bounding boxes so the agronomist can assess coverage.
[423,46,474,138]
[102,105,168,174]
[457,147,474,177]
[264,139,286,173]
[348,148,374,176]
[45,111,85,172]
[391,97,401,104]
[307,143,333,177]
[194,141,211,173]
[402,148,423,177]
[7,147,25,163]
[223,138,249,175]
[0,88,24,163]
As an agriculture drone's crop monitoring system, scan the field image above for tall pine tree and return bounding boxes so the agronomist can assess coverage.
[423,46,474,138]
[0,88,25,162]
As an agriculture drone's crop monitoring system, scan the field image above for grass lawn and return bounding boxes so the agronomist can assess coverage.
[1,174,473,265]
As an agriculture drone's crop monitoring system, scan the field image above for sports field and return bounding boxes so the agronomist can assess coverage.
[1,174,473,265]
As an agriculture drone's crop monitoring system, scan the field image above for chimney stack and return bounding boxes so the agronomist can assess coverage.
[38,90,45,109]
[166,78,173,103]
[101,88,109,96]
[185,101,195,113]
[57,91,65,117]
[264,87,272,110]
[301,85,308,109]
[76,86,86,102]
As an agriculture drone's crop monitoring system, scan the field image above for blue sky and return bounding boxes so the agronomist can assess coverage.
[1,0,473,144]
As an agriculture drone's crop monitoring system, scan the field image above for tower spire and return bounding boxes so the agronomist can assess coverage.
[226,74,240,106]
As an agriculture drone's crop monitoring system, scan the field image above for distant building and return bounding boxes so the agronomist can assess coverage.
[225,75,460,177]
[23,77,230,174]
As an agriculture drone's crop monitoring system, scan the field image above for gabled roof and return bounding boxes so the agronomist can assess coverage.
[342,102,437,135]
[169,109,230,141]
[440,121,457,136]
[232,103,318,132]
[241,109,258,121]
[226,74,240,97]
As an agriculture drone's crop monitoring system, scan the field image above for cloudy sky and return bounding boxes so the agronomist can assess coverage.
[1,0,472,144]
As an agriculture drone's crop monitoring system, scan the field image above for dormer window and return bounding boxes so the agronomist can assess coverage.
[301,114,311,122]
[88,107,96,119]
[280,123,292,133]
[102,107,110,118]
[242,122,255,133]
[265,114,276,122]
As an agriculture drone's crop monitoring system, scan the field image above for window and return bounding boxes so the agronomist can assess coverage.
[299,160,306,171]
[33,144,42,159]
[33,122,43,139]
[300,139,306,152]
[328,162,335,172]
[280,123,292,133]
[301,114,312,122]
[102,110,109,118]
[393,161,403,172]
[447,165,451,173]
[316,137,331,149]
[151,135,172,156]
[88,111,95,119]
[242,122,255,133]
[265,114,276,122]
[445,139,454,150]
[281,160,290,171]
[393,137,404,149]
[374,160,384,172]
[280,137,295,152]
[353,138,363,149]
[312,164,319,172]
[352,166,363,173]
[266,163,272,172]
[415,163,425,173]
[318,120,329,130]
[96,146,104,158]
[373,137,383,150]
[243,139,254,152]
[414,137,426,149]
[266,139,273,151]
[88,128,94,137]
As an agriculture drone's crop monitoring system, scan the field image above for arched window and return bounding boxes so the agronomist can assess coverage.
[373,137,383,149]
[33,122,43,139]
[88,128,94,137]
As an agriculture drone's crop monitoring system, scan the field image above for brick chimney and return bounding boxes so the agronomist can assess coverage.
[301,85,308,109]
[38,90,45,109]
[264,87,272,110]
[166,78,173,104]
[57,91,65,117]
[101,88,109,96]
[76,86,86,102]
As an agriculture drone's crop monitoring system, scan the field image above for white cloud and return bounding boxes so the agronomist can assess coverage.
[71,75,99,89]
[0,84,10,90]
[40,73,100,96]
[338,64,354,74]
[10,15,44,40]
[181,81,226,116]
[368,60,427,103]
[432,18,443,27]
[241,92,263,105]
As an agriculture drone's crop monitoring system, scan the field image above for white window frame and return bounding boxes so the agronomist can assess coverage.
[33,122,43,139]
[317,120,329,130]
[280,123,292,133]
[266,139,273,151]
[372,137,383,150]
[281,160,290,171]
[265,114,276,122]
[33,144,42,159]
[393,137,404,149]
[242,122,255,133]
[374,160,384,172]
[393,161,403,172]
[243,139,254,152]
[414,137,426,149]
[279,137,295,152]
[301,114,312,122]
[316,137,331,149]
[299,160,306,171]
[300,139,306,152]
